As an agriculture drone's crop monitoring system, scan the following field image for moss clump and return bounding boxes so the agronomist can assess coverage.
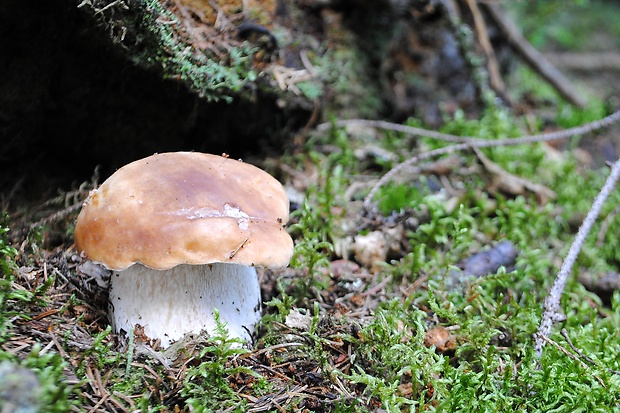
[138,0,258,102]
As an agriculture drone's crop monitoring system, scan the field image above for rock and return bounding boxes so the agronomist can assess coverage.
[0,360,41,413]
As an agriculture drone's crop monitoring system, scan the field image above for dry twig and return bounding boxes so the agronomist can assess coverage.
[482,2,586,108]
[537,334,605,387]
[534,157,620,356]
[353,109,620,209]
[545,52,620,72]
[464,0,507,99]
[560,329,620,375]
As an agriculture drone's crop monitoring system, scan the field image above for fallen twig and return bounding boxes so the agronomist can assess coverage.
[318,109,620,147]
[482,2,586,108]
[546,52,620,72]
[317,119,476,143]
[560,329,620,375]
[356,109,620,209]
[359,274,393,297]
[473,146,556,203]
[537,334,605,387]
[28,203,83,232]
[534,157,620,356]
[464,0,507,100]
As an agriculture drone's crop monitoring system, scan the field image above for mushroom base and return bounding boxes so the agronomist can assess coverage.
[108,263,261,348]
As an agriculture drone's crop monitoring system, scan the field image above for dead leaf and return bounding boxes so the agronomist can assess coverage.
[397,382,414,397]
[285,309,312,331]
[424,326,457,352]
[351,231,388,273]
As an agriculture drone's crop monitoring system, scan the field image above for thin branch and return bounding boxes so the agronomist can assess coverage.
[364,142,470,210]
[482,2,586,108]
[317,119,475,143]
[28,203,83,232]
[560,329,620,375]
[356,110,620,208]
[546,52,620,72]
[318,109,620,146]
[534,157,620,356]
[464,0,507,100]
[537,334,606,387]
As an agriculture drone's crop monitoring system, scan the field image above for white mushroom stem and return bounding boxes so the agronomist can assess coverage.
[108,263,261,348]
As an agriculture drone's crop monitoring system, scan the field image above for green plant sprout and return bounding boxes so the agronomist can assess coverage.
[182,310,257,412]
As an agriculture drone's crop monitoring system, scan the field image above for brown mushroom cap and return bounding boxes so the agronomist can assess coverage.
[74,152,293,271]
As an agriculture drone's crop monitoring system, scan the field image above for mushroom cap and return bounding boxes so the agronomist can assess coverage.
[74,152,294,271]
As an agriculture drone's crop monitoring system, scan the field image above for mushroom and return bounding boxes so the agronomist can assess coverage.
[74,152,294,348]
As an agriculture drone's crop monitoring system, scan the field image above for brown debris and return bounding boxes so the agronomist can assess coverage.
[474,147,556,204]
[424,326,457,353]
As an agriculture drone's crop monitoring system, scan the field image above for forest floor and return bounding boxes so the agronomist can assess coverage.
[1,1,620,412]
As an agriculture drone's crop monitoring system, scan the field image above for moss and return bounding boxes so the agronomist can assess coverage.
[137,0,257,102]
[283,101,620,411]
[75,0,263,102]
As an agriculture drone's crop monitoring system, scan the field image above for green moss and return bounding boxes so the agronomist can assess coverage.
[137,0,257,102]
[281,100,620,411]
[0,213,16,279]
[182,311,255,412]
[507,0,620,51]
[0,218,76,412]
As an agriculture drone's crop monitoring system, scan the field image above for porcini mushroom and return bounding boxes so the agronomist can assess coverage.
[74,152,293,348]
